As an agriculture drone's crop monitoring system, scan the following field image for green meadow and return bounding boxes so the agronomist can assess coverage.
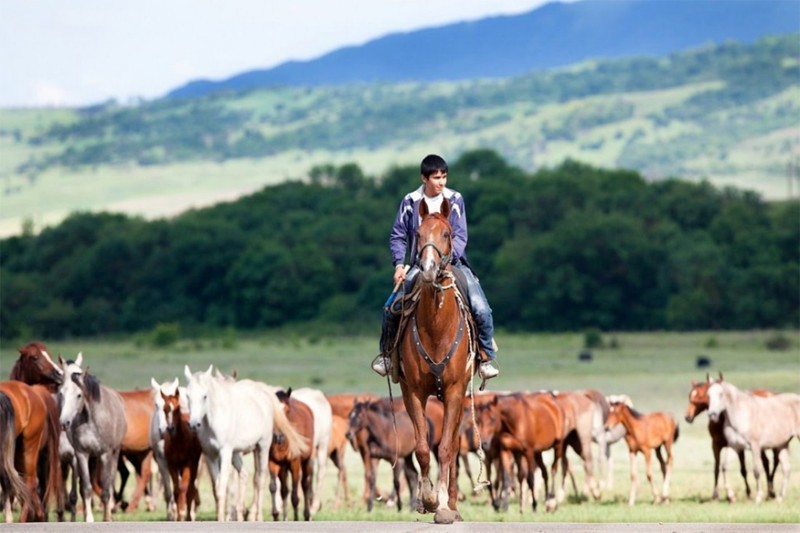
[3,329,798,522]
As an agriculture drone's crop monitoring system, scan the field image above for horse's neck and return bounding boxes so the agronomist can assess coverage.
[416,283,459,330]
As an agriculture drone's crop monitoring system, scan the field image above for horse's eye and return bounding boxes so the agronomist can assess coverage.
[443,231,450,239]
[77,393,82,399]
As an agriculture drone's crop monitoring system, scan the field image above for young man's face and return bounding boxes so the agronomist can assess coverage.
[422,170,447,196]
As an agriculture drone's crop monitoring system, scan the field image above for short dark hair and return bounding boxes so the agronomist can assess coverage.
[420,154,448,178]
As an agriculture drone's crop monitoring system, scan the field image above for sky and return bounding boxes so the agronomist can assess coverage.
[0,0,559,108]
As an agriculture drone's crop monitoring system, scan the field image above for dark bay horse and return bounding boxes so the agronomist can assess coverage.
[151,378,202,521]
[398,198,477,524]
[606,401,679,506]
[347,397,420,512]
[685,374,776,501]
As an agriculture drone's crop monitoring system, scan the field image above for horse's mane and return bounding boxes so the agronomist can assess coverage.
[624,404,644,419]
[71,370,102,403]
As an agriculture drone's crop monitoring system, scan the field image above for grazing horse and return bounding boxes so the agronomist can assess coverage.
[606,402,679,506]
[58,354,127,522]
[397,199,477,524]
[347,397,420,512]
[150,378,202,521]
[290,387,332,516]
[0,380,58,522]
[707,378,800,503]
[269,388,315,521]
[685,375,776,501]
[476,392,565,513]
[183,365,308,521]
[8,342,65,521]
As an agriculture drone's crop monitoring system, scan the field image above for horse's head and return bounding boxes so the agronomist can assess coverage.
[13,341,63,387]
[685,379,711,422]
[474,396,502,452]
[58,352,99,429]
[706,382,727,423]
[184,364,214,431]
[416,199,453,283]
[152,377,180,435]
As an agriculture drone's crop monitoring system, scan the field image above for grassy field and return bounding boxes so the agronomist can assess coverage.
[2,330,798,522]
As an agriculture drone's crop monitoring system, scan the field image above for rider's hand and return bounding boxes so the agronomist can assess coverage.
[393,264,407,285]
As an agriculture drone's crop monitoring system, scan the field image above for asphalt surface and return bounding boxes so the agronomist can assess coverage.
[2,522,797,533]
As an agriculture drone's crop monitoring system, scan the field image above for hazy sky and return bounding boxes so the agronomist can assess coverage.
[0,0,559,108]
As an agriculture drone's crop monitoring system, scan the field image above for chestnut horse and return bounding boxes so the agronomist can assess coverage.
[606,402,679,506]
[269,388,315,521]
[398,198,477,524]
[7,342,64,521]
[685,374,776,501]
[475,392,565,513]
[0,380,59,522]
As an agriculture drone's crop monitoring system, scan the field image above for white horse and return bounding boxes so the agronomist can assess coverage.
[183,365,308,521]
[707,379,800,503]
[58,353,127,522]
[291,387,333,515]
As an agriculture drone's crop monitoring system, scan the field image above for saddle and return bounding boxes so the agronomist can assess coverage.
[380,272,478,387]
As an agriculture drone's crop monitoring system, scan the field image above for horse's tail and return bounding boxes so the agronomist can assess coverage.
[673,421,680,444]
[268,391,310,459]
[40,392,64,517]
[0,391,36,521]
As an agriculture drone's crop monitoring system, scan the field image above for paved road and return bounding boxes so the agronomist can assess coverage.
[2,523,797,533]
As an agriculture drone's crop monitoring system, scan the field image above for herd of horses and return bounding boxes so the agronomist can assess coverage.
[3,202,799,524]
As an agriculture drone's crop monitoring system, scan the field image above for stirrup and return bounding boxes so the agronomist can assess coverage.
[371,354,390,377]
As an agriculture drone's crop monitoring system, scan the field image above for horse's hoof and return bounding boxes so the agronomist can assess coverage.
[545,498,558,513]
[434,508,458,524]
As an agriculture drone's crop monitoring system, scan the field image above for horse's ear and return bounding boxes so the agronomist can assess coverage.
[75,352,83,367]
[690,378,696,387]
[231,369,238,379]
[58,354,65,365]
[440,198,450,219]
[286,387,293,398]
[205,364,213,376]
[151,377,160,391]
[706,372,711,383]
[184,365,193,382]
[718,371,724,382]
[419,198,430,218]
[171,377,179,391]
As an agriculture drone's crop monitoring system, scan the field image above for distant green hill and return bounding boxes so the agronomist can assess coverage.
[0,35,798,236]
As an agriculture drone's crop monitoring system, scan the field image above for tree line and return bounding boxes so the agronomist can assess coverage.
[2,150,797,341]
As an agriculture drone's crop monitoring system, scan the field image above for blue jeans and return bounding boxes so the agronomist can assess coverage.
[382,264,496,361]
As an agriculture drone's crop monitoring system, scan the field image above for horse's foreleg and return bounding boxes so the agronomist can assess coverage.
[762,449,775,499]
[153,445,174,519]
[75,453,94,523]
[710,441,722,501]
[627,450,638,506]
[544,443,561,512]
[751,445,765,504]
[100,450,120,521]
[654,446,669,503]
[403,393,435,514]
[643,447,659,504]
[215,448,233,521]
[721,447,737,502]
[302,458,313,521]
[775,447,791,503]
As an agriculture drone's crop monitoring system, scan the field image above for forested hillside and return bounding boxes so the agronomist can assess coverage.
[2,151,797,341]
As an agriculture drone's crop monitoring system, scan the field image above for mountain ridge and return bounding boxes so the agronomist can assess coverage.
[168,0,800,98]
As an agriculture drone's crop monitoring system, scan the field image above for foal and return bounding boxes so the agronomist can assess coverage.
[606,402,679,506]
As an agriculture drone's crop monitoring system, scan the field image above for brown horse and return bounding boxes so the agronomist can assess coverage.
[115,389,157,513]
[685,375,776,501]
[551,390,601,502]
[397,198,477,524]
[606,401,679,506]
[476,392,565,513]
[150,378,202,521]
[0,380,59,522]
[326,392,379,507]
[269,388,315,521]
[7,342,64,521]
[347,397,419,512]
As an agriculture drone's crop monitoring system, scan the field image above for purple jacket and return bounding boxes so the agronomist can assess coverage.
[389,185,468,268]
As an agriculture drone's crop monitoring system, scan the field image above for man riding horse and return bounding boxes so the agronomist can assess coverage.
[373,153,499,381]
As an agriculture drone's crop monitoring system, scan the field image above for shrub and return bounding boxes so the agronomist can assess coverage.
[584,328,604,349]
[149,322,181,348]
[765,332,792,351]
